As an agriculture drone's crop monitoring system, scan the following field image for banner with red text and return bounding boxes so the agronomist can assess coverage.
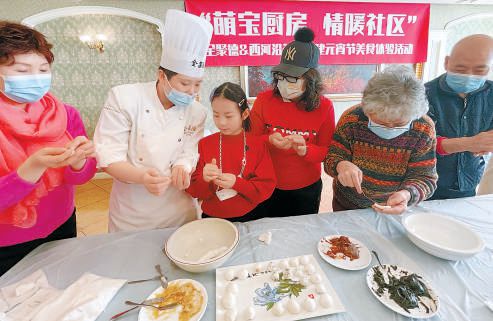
[185,0,430,66]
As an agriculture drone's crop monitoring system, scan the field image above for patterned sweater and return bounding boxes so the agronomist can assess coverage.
[324,105,437,209]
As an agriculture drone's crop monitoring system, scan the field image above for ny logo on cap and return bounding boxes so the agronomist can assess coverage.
[285,47,296,61]
[191,59,205,69]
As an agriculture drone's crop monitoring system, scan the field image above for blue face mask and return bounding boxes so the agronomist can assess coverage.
[163,77,196,107]
[368,119,411,140]
[445,72,487,94]
[1,74,52,103]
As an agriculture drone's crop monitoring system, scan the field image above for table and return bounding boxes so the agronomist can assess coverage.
[1,195,492,321]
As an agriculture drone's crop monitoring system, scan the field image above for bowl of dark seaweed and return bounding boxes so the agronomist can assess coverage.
[366,264,439,318]
[403,212,485,261]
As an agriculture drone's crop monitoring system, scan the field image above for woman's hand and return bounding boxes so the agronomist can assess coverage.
[285,134,307,156]
[336,160,363,193]
[269,132,292,150]
[141,168,171,196]
[65,136,96,171]
[17,147,74,183]
[372,190,411,215]
[172,165,191,190]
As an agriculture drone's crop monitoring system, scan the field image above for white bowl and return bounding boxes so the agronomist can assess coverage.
[406,233,461,261]
[403,212,485,261]
[165,218,239,273]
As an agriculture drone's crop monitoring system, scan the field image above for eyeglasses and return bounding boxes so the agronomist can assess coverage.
[272,72,300,84]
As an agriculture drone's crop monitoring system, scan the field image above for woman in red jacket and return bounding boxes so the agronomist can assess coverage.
[187,82,276,222]
[250,28,335,217]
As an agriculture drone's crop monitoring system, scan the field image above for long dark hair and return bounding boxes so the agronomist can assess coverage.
[272,68,324,112]
[210,82,251,132]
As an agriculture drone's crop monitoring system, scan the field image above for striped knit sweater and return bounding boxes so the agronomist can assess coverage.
[324,105,437,209]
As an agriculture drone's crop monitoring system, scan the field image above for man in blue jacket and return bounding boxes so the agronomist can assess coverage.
[425,34,493,200]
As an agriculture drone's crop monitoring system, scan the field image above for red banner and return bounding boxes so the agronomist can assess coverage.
[184,0,430,66]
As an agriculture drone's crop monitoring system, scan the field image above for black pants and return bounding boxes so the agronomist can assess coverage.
[0,209,77,276]
[202,202,269,223]
[256,179,322,218]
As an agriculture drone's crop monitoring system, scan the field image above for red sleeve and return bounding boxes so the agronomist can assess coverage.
[65,104,89,138]
[250,94,271,144]
[233,141,276,204]
[436,136,449,156]
[64,158,97,185]
[0,172,38,212]
[304,99,336,163]
[186,141,216,200]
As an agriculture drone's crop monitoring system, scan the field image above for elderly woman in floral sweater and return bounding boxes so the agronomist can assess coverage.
[325,66,437,215]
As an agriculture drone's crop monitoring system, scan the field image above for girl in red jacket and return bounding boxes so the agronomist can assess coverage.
[187,82,276,222]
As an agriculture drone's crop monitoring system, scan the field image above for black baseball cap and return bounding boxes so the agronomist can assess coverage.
[272,27,320,77]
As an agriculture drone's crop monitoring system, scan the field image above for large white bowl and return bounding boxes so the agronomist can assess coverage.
[403,212,485,261]
[164,218,239,273]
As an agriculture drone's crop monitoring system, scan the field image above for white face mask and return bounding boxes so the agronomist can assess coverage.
[277,78,305,101]
[368,119,411,140]
[163,76,196,107]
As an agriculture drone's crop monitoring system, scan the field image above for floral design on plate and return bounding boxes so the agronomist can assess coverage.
[253,272,305,311]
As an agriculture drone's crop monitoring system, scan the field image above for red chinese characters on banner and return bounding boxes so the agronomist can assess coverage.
[184,0,430,66]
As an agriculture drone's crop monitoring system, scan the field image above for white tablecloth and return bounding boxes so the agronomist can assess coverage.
[1,195,492,321]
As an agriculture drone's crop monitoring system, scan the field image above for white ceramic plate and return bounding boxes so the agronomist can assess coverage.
[317,235,371,270]
[216,255,345,321]
[403,212,485,261]
[366,264,439,318]
[138,279,207,321]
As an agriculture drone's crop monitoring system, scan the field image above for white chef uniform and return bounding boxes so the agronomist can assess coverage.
[93,9,213,232]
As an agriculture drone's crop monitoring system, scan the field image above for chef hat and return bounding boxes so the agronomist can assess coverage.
[160,9,213,78]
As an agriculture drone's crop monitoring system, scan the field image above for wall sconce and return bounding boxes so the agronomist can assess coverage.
[79,34,107,53]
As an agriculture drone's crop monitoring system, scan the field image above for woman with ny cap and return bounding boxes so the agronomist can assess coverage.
[94,10,213,232]
[250,28,336,217]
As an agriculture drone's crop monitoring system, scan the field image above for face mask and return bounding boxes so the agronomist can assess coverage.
[445,72,487,94]
[368,119,411,140]
[277,78,305,101]
[163,76,196,107]
[1,74,52,103]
